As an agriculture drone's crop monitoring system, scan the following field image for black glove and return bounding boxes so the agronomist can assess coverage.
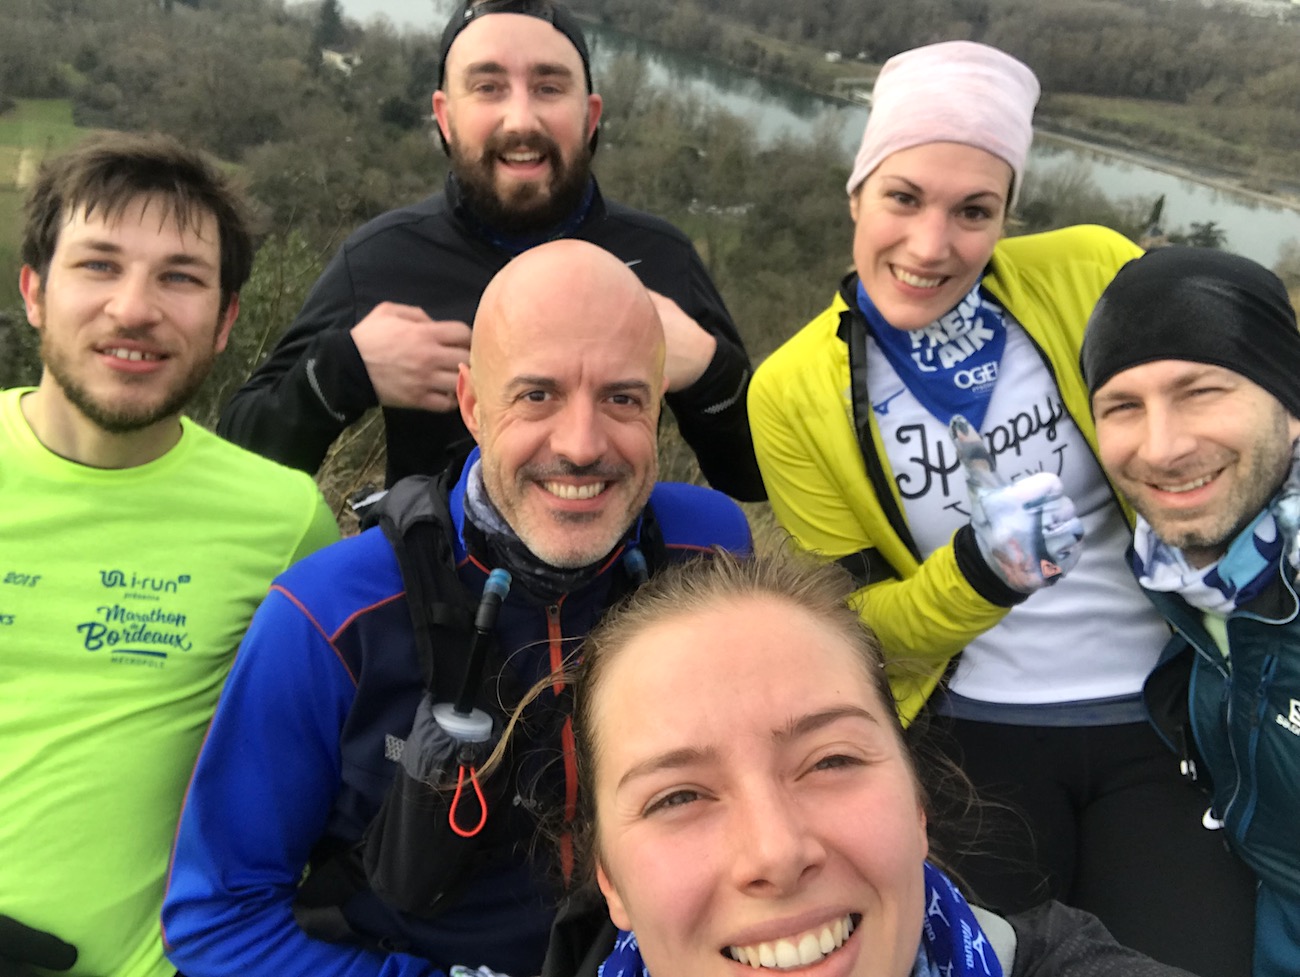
[0,915,78,976]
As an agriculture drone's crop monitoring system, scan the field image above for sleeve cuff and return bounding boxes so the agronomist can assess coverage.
[953,524,1029,608]
[674,339,749,416]
[304,329,380,419]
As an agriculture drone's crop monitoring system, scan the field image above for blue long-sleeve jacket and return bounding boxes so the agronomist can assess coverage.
[162,464,751,977]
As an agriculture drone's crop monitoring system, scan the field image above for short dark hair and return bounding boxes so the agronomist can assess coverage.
[21,132,256,315]
[437,0,592,93]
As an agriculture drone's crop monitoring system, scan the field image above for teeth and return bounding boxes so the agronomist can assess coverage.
[893,267,944,289]
[544,481,605,500]
[727,915,854,971]
[819,927,835,954]
[105,348,161,362]
[502,150,542,163]
[1156,473,1215,493]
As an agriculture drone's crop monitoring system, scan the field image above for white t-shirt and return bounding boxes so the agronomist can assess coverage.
[866,320,1170,705]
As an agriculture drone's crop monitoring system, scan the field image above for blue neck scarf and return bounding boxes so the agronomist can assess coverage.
[859,280,1007,430]
[1131,441,1300,616]
[597,863,1002,977]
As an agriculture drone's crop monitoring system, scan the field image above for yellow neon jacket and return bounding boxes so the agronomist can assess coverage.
[749,225,1142,723]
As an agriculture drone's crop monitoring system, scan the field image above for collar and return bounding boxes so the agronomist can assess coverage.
[452,448,649,604]
[446,172,604,254]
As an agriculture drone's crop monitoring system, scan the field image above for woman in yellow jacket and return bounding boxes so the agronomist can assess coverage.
[749,41,1253,977]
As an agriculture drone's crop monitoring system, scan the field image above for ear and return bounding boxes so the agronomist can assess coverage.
[214,294,240,354]
[432,90,452,144]
[848,189,861,224]
[19,266,44,328]
[457,362,480,440]
[1288,415,1300,442]
[596,860,633,931]
[586,93,604,140]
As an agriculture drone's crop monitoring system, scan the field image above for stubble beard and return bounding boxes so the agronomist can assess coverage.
[484,456,655,570]
[1139,413,1297,566]
[39,322,219,435]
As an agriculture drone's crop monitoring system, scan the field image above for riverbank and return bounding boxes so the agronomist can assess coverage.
[1031,125,1300,215]
[584,10,1300,218]
[806,70,1300,215]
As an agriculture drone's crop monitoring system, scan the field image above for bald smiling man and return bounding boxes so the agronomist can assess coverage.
[162,240,753,977]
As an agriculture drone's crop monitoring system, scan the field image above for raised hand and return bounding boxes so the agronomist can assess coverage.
[351,302,473,412]
[646,290,716,392]
[950,414,1085,593]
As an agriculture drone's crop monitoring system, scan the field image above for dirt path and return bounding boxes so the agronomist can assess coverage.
[15,147,37,189]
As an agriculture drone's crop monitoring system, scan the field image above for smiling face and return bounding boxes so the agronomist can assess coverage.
[19,195,234,446]
[1094,360,1300,567]
[433,12,602,234]
[459,241,663,569]
[850,142,1010,331]
[591,596,928,977]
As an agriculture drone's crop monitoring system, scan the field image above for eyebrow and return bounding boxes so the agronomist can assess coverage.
[614,706,881,791]
[463,61,575,80]
[616,746,715,792]
[600,380,653,399]
[776,706,881,741]
[505,376,653,397]
[1095,366,1225,404]
[69,239,216,270]
[879,175,1004,203]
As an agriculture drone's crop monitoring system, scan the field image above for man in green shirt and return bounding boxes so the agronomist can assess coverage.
[0,132,338,977]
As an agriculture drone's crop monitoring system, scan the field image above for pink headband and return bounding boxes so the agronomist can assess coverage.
[846,41,1040,209]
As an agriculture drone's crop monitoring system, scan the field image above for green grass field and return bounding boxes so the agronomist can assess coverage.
[0,99,85,305]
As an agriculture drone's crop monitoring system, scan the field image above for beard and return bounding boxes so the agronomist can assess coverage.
[39,325,219,435]
[1134,411,1297,566]
[450,128,594,236]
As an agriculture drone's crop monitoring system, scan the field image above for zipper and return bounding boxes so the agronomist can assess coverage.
[547,602,578,882]
[1229,654,1279,843]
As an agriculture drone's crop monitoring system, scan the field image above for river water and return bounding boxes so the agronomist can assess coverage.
[337,0,1298,266]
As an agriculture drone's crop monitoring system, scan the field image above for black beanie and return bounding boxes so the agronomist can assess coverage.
[1081,246,1300,420]
[437,0,592,93]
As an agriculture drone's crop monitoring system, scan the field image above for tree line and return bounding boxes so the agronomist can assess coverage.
[580,0,1300,185]
[2,0,1295,494]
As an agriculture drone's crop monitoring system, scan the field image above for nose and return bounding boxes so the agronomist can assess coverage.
[104,270,162,327]
[1134,401,1198,471]
[905,207,952,265]
[728,782,825,895]
[549,398,609,468]
[500,85,540,135]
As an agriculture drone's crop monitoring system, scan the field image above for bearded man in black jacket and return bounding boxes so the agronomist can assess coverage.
[218,0,765,501]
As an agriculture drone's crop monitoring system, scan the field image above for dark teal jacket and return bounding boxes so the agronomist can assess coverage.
[1142,565,1300,976]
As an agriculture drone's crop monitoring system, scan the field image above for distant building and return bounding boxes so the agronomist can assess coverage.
[321,49,359,75]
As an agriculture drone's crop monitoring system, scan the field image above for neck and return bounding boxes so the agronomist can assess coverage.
[1181,544,1226,570]
[462,460,622,603]
[21,385,182,469]
[453,174,596,255]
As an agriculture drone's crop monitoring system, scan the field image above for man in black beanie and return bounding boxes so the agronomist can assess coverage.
[1082,245,1300,977]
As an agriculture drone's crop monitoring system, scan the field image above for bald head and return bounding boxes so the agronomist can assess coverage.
[457,240,666,568]
[471,239,664,376]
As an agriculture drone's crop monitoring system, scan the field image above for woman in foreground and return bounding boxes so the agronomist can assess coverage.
[539,551,1198,977]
